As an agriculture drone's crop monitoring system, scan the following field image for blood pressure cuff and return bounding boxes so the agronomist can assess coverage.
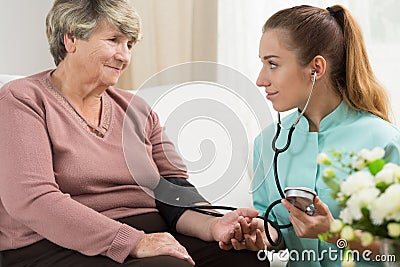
[154,177,209,231]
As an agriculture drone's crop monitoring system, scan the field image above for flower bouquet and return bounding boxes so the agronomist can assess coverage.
[317,147,400,266]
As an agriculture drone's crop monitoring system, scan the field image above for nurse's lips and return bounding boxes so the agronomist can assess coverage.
[266,91,278,100]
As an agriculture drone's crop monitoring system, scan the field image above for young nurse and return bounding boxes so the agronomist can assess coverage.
[249,4,400,267]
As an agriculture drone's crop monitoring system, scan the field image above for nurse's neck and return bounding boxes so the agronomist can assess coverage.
[304,96,342,132]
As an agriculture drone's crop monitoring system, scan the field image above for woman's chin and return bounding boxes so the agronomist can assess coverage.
[272,103,292,113]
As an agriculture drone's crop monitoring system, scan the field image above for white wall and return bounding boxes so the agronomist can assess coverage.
[0,0,55,75]
[1,1,399,123]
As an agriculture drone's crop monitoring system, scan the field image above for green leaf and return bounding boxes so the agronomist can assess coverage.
[322,176,340,191]
[376,181,390,192]
[318,232,333,242]
[368,159,386,175]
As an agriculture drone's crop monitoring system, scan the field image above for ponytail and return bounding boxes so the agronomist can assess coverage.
[328,5,390,122]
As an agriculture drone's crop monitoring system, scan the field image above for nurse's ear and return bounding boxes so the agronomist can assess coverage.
[310,55,327,80]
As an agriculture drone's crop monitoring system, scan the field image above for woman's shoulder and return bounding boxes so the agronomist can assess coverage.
[356,111,400,138]
[0,70,51,105]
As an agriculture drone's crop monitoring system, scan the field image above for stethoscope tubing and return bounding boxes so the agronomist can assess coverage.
[263,72,317,247]
[189,72,317,248]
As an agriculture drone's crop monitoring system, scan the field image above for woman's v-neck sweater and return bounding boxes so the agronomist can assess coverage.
[0,70,188,263]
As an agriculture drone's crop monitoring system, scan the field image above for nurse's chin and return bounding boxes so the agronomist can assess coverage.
[271,103,295,114]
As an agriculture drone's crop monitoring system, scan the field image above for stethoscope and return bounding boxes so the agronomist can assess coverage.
[190,70,318,248]
[262,70,317,247]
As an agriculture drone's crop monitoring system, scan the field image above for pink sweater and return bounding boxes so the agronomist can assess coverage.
[0,70,188,263]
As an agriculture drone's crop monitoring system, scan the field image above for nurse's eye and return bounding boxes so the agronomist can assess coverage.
[268,61,278,69]
[108,37,117,42]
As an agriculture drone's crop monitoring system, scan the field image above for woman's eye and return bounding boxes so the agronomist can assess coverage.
[127,42,133,50]
[269,61,277,69]
[108,38,117,42]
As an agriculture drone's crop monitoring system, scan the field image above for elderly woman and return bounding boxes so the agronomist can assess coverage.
[0,0,267,266]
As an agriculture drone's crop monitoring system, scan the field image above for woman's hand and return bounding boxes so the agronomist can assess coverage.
[282,196,333,238]
[220,218,280,251]
[130,232,195,265]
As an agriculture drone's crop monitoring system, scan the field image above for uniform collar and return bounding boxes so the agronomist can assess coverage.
[281,101,356,133]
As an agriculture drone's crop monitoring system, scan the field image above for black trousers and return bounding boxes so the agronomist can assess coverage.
[1,212,269,267]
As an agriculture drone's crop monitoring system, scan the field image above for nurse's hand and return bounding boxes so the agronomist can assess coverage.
[282,196,333,239]
[209,208,259,250]
[219,217,278,251]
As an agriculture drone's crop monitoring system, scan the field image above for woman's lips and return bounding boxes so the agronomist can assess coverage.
[107,65,122,74]
[266,91,278,100]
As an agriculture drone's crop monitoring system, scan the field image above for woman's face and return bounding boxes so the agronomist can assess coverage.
[72,21,134,88]
[256,29,312,112]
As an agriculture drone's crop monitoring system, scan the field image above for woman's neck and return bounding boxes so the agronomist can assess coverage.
[303,86,342,132]
[51,65,104,126]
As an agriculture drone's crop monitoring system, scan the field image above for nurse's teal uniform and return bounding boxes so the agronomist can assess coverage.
[252,101,400,267]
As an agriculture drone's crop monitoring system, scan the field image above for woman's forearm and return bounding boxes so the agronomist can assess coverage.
[175,209,218,241]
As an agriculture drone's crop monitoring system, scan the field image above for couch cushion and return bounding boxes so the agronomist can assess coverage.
[135,84,255,208]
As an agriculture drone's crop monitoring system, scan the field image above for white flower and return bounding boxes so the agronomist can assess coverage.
[360,232,374,246]
[382,163,399,171]
[321,147,400,243]
[317,153,331,165]
[339,208,354,224]
[387,222,400,238]
[336,192,346,202]
[341,225,355,241]
[375,163,400,185]
[330,219,344,233]
[360,147,385,162]
[370,184,400,225]
[378,184,400,222]
[352,156,366,170]
[370,197,387,225]
[394,167,400,183]
[342,259,356,267]
[340,171,375,196]
[352,147,385,170]
[346,188,380,221]
[375,169,394,185]
[342,251,356,267]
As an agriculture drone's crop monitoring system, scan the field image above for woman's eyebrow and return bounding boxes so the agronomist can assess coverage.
[260,55,280,60]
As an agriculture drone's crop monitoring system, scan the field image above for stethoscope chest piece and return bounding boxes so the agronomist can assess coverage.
[284,186,316,216]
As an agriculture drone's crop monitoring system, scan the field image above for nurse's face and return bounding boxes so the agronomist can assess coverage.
[256,29,312,112]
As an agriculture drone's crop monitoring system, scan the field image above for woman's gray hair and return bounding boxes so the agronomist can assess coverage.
[46,0,141,66]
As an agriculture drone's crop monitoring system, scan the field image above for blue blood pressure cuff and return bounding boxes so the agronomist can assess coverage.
[154,177,209,231]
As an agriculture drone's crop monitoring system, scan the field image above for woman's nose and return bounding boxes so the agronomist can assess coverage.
[115,45,131,64]
[256,69,269,87]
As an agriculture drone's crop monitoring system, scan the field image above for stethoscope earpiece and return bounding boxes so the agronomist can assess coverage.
[311,69,317,81]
